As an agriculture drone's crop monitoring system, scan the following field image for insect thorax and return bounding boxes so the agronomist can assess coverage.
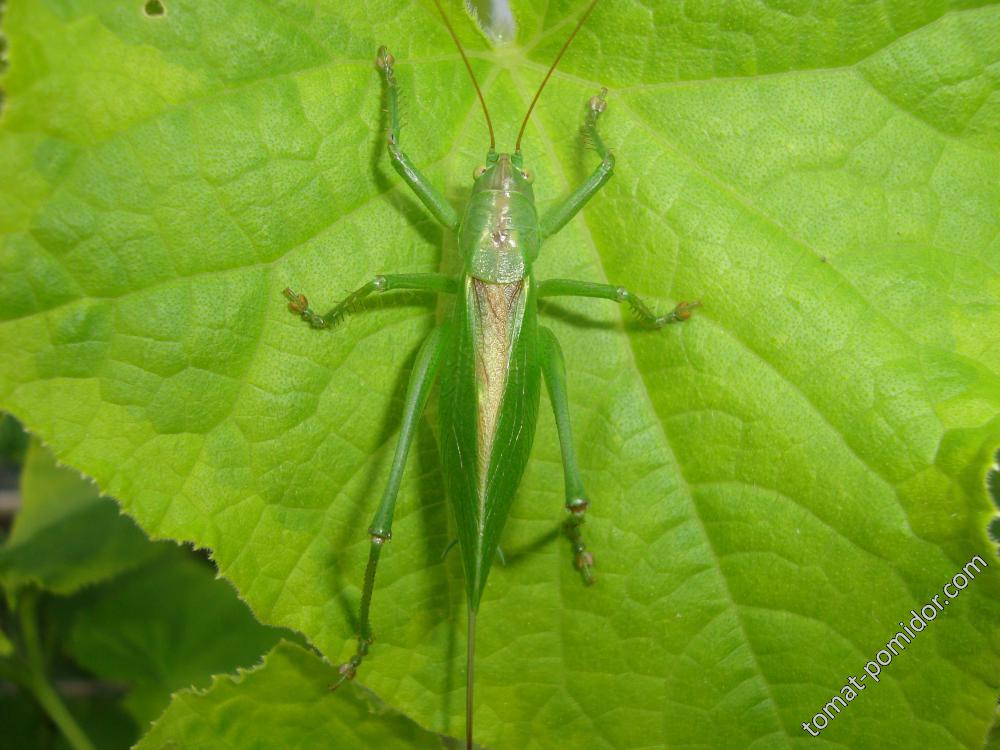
[460,189,539,283]
[460,152,539,283]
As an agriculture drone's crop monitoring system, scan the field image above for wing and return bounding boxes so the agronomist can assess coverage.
[438,274,541,609]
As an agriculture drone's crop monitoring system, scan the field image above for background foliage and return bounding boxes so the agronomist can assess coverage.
[0,435,289,748]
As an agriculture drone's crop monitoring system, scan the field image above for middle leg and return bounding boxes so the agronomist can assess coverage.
[285,273,457,329]
[538,278,699,328]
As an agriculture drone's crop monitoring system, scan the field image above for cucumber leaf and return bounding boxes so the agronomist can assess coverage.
[1,1,997,747]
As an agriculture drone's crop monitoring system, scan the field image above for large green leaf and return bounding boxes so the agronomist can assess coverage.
[136,641,447,750]
[1,1,998,748]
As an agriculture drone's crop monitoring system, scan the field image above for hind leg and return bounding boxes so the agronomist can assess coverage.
[331,323,448,687]
[539,326,595,585]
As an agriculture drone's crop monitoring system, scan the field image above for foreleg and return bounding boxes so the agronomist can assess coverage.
[539,88,614,239]
[377,46,459,231]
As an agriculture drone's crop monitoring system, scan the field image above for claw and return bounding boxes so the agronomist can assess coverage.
[375,45,395,71]
[673,300,702,321]
[283,287,327,328]
[284,287,308,315]
[575,549,596,586]
[589,87,608,115]
[329,652,363,691]
[328,666,354,691]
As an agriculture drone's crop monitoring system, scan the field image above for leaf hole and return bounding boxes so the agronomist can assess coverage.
[143,0,166,17]
[466,0,516,44]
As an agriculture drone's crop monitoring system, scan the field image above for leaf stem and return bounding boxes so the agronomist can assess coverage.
[16,590,96,750]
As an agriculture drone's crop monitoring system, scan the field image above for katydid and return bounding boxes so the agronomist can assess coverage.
[284,1,699,746]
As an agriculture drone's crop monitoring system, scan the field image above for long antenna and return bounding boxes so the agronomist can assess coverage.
[515,0,601,153]
[432,0,495,151]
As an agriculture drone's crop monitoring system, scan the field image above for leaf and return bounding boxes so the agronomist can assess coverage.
[0,440,285,746]
[63,546,289,728]
[1,1,998,748]
[0,692,137,750]
[989,711,1000,750]
[0,413,28,466]
[0,439,158,593]
[135,641,447,750]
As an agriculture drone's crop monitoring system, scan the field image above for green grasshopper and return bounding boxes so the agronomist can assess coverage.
[284,1,698,746]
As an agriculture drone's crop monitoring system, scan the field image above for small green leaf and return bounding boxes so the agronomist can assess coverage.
[64,547,289,727]
[0,440,157,594]
[135,641,447,750]
[0,628,12,657]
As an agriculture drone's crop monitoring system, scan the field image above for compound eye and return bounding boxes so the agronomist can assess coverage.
[474,165,488,180]
[520,169,534,183]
